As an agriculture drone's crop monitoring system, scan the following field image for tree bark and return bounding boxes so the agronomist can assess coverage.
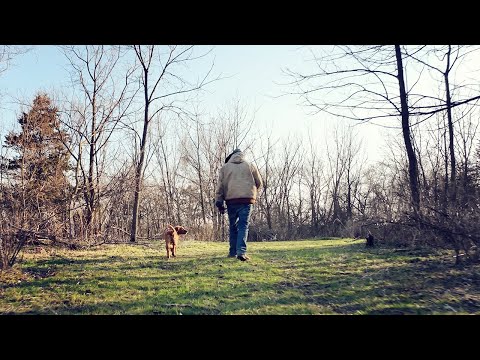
[395,45,420,215]
[444,46,456,203]
[131,70,150,242]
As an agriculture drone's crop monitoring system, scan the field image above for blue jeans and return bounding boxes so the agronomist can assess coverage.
[226,204,252,256]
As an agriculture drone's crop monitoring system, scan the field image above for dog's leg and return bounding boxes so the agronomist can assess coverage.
[166,243,170,259]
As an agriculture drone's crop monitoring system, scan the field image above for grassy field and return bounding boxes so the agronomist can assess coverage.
[1,238,479,315]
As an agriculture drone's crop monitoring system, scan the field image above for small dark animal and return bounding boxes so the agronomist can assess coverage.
[366,232,375,248]
[164,224,188,259]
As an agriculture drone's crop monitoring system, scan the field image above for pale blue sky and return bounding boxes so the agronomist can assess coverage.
[0,45,386,162]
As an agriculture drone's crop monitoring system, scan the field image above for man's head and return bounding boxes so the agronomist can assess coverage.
[225,148,241,163]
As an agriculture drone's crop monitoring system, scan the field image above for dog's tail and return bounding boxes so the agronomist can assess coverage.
[166,224,175,234]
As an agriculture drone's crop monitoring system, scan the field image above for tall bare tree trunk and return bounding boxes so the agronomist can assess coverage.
[195,119,207,224]
[444,46,456,203]
[395,45,420,215]
[444,116,449,206]
[129,45,214,242]
[87,100,96,230]
[131,73,149,242]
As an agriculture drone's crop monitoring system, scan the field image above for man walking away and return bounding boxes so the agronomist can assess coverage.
[215,148,263,261]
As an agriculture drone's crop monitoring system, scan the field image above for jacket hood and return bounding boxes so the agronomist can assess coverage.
[225,148,242,163]
[227,151,244,164]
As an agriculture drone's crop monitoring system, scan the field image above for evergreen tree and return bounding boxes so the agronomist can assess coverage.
[4,93,70,233]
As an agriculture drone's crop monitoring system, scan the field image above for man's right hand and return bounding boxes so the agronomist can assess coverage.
[215,200,226,214]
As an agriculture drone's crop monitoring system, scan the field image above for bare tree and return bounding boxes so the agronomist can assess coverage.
[0,45,30,76]
[129,45,215,242]
[271,135,304,239]
[394,45,421,215]
[284,45,424,214]
[151,114,185,226]
[405,45,480,203]
[253,128,279,235]
[455,111,479,205]
[179,109,208,225]
[1,94,70,268]
[304,128,326,235]
[60,45,137,241]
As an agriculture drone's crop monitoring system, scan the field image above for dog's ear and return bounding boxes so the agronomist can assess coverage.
[175,226,188,234]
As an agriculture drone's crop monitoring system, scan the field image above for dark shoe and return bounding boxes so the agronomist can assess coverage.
[227,254,236,258]
[237,254,250,261]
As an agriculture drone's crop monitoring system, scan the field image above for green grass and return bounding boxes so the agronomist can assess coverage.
[1,238,479,314]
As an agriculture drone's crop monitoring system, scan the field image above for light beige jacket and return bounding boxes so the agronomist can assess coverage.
[215,152,263,204]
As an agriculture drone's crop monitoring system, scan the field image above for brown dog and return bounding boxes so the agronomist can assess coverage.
[164,224,188,259]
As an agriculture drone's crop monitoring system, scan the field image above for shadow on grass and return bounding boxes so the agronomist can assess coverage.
[3,241,480,315]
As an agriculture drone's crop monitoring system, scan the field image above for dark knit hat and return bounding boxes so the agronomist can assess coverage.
[225,148,241,163]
